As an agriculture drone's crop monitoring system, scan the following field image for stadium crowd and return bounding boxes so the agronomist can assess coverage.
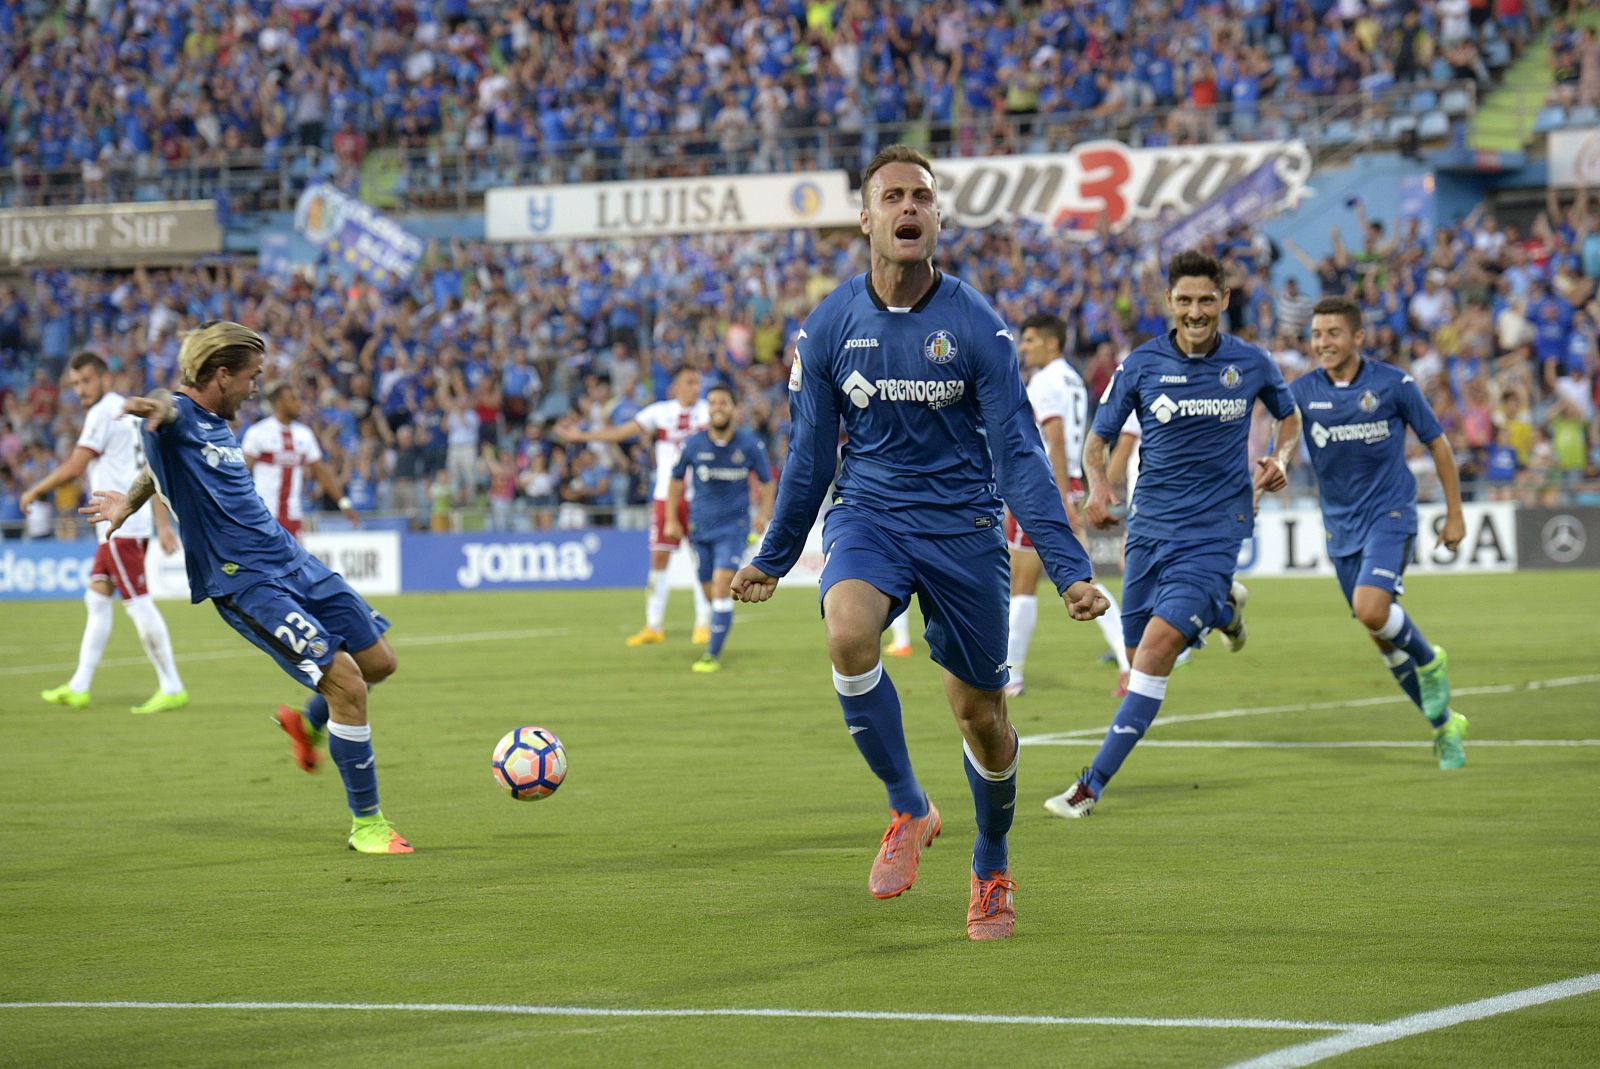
[2,181,1597,538]
[1,0,1552,205]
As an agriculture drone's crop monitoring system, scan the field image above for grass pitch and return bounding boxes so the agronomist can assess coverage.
[2,572,1597,1068]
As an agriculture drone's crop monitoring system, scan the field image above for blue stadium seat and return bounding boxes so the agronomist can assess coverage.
[1535,105,1568,132]
[1272,53,1296,78]
[1570,104,1599,125]
[1321,118,1358,145]
[1386,114,1418,140]
[1418,110,1451,139]
[1483,39,1511,69]
[1411,89,1438,113]
[1440,88,1472,115]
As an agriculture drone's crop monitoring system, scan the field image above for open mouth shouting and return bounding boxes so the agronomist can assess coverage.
[893,218,925,249]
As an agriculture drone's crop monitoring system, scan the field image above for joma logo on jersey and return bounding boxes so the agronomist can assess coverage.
[844,338,880,349]
[1148,394,1249,424]
[201,443,246,467]
[842,370,965,410]
[1310,420,1391,449]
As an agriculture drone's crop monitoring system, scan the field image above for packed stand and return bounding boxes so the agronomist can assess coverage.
[1,0,1539,210]
[4,183,1597,539]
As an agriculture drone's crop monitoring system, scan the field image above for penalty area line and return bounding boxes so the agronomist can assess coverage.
[0,1000,1357,1032]
[1220,971,1600,1069]
[1021,673,1600,744]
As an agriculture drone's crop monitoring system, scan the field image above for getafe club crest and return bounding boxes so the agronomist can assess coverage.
[923,330,957,364]
[1219,365,1242,389]
[1359,389,1379,413]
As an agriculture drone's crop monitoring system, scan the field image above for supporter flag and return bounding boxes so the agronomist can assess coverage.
[294,183,424,287]
[1158,159,1289,262]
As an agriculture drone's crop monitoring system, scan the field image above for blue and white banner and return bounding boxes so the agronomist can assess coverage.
[294,183,424,286]
[401,530,649,592]
[0,541,97,600]
[1158,157,1288,261]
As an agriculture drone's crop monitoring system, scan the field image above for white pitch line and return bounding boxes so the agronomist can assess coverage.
[0,1000,1356,1032]
[1220,972,1600,1069]
[1021,673,1600,744]
[1021,738,1600,749]
[0,628,570,678]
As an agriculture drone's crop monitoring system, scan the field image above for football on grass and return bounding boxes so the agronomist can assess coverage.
[492,727,568,800]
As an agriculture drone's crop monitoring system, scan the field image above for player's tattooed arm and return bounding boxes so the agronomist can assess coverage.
[1081,432,1119,529]
[123,390,178,431]
[80,465,157,536]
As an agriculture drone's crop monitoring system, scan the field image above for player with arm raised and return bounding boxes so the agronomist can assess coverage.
[663,384,774,673]
[1292,296,1468,768]
[1046,250,1301,819]
[24,351,187,715]
[241,380,360,538]
[1003,312,1131,700]
[732,145,1107,940]
[81,322,411,855]
[564,367,711,646]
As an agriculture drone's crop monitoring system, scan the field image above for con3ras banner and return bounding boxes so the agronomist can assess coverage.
[486,171,859,242]
[1238,502,1518,578]
[933,139,1311,236]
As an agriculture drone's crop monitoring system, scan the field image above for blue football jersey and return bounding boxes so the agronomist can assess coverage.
[143,394,309,603]
[1289,358,1443,556]
[1091,331,1297,542]
[754,270,1093,593]
[671,427,772,538]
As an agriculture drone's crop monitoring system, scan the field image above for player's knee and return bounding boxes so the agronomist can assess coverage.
[1352,593,1389,631]
[953,693,1006,738]
[825,614,876,672]
[360,644,398,684]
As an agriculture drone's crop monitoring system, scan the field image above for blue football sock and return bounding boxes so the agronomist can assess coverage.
[1382,649,1445,727]
[834,662,926,817]
[304,694,330,732]
[327,722,380,817]
[1373,603,1434,667]
[964,734,1017,877]
[708,598,734,659]
[1086,670,1168,797]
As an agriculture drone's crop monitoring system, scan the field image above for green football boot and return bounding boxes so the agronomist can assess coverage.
[41,684,90,710]
[1433,711,1468,771]
[348,812,413,854]
[1416,645,1451,724]
[131,690,188,715]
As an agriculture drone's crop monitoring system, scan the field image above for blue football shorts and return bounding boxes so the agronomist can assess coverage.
[1121,533,1242,649]
[819,505,1009,691]
[1331,518,1414,607]
[692,531,748,583]
[212,555,391,691]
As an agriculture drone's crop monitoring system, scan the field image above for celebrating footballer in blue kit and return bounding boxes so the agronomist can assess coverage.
[1048,251,1303,820]
[664,384,774,673]
[1292,296,1469,769]
[732,145,1108,941]
[80,321,412,855]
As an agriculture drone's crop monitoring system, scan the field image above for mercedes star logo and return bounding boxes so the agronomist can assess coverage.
[1541,514,1586,564]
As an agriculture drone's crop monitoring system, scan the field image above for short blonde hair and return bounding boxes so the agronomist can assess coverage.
[178,321,265,386]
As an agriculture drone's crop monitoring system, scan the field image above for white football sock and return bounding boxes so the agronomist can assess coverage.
[645,568,669,630]
[1007,594,1037,679]
[889,612,911,647]
[124,595,184,694]
[691,575,711,628]
[69,589,114,692]
[1094,583,1130,671]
